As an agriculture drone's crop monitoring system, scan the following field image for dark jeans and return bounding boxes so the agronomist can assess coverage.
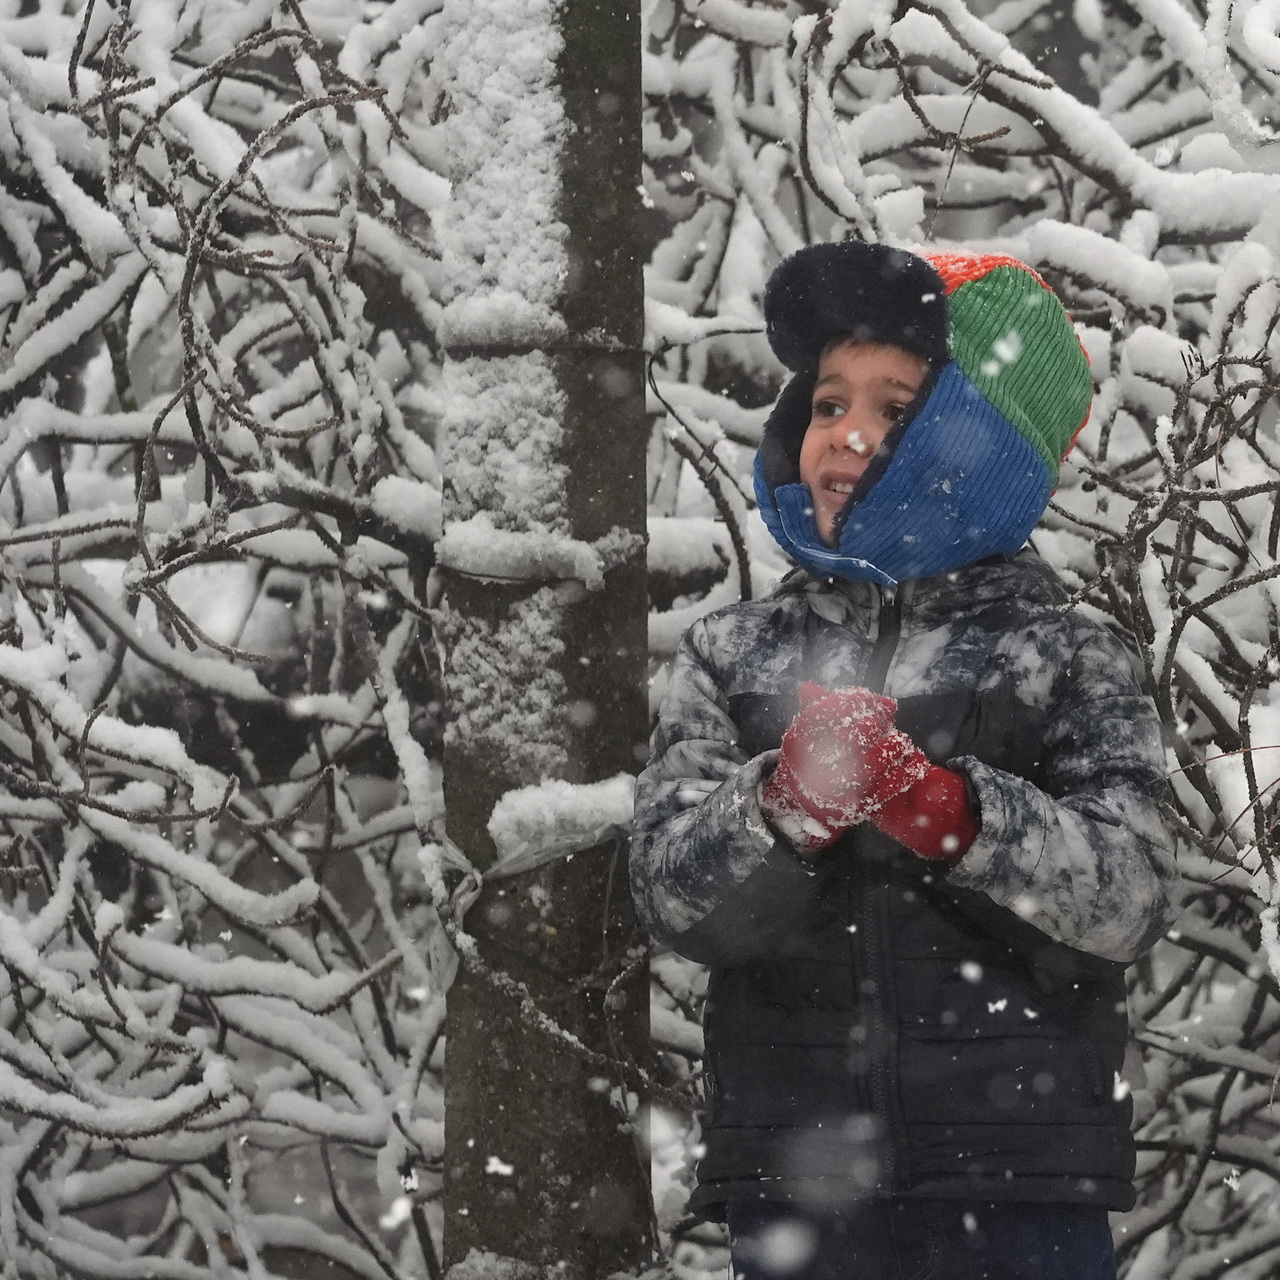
[727,1199,1116,1280]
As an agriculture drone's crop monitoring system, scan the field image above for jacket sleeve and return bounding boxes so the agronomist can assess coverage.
[947,623,1181,965]
[630,616,827,965]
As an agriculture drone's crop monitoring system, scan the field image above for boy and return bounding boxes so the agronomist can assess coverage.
[631,243,1179,1280]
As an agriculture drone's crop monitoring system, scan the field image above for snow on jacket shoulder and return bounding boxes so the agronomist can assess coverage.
[631,550,1181,970]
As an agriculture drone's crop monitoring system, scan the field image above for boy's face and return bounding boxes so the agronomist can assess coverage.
[799,341,928,545]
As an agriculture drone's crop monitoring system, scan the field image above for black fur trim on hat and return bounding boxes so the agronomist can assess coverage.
[756,369,816,491]
[764,242,949,372]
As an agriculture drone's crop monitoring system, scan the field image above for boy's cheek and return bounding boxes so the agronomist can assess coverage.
[797,425,823,490]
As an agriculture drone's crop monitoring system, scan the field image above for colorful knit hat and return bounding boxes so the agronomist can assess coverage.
[754,243,1092,587]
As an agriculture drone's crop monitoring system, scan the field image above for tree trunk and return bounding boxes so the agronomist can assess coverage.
[435,0,650,1274]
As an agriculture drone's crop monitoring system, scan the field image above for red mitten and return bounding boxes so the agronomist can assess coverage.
[760,683,930,855]
[872,764,979,861]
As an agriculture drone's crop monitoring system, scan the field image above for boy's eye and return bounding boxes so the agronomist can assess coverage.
[812,398,844,420]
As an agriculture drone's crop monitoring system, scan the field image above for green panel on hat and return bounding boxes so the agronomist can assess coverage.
[947,265,1092,482]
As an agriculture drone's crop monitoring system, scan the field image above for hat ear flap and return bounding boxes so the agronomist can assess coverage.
[756,369,816,493]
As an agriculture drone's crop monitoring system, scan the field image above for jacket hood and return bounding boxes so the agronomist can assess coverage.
[754,247,1093,588]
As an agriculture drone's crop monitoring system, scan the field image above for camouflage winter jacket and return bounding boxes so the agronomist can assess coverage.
[631,549,1181,1215]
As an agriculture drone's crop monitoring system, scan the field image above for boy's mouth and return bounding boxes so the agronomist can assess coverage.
[822,471,862,496]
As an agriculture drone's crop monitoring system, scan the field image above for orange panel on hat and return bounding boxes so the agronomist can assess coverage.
[921,251,1051,296]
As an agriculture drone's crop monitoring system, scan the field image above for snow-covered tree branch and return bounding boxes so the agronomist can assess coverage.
[0,0,451,1275]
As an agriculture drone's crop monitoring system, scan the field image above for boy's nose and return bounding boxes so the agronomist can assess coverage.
[839,422,875,457]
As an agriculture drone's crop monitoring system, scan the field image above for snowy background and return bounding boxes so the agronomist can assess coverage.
[0,0,1279,1276]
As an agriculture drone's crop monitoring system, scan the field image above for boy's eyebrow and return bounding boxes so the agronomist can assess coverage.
[813,373,919,395]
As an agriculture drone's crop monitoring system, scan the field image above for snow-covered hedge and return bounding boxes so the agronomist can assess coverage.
[0,1,448,1275]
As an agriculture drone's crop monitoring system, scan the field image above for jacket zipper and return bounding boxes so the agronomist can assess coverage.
[862,582,908,1194]
[863,582,907,696]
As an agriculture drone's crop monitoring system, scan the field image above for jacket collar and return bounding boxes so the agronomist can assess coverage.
[778,548,1067,629]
